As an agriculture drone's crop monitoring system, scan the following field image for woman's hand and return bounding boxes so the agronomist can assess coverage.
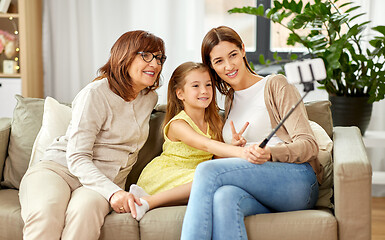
[230,121,249,147]
[243,144,271,164]
[109,190,142,219]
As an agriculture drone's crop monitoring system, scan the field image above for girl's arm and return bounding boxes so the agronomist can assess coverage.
[167,119,255,160]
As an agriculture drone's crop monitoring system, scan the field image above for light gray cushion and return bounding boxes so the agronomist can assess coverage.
[0,189,24,240]
[0,118,12,187]
[139,206,186,240]
[244,209,337,240]
[100,212,140,240]
[1,95,44,189]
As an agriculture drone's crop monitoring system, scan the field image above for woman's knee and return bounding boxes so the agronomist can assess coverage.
[67,187,109,219]
[213,185,242,207]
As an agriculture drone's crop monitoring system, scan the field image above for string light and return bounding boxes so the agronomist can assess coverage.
[6,16,19,73]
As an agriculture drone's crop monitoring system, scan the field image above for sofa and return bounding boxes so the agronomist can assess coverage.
[0,95,372,240]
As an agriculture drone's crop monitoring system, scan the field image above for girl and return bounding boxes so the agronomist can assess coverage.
[130,61,254,220]
[19,30,165,239]
[181,26,323,240]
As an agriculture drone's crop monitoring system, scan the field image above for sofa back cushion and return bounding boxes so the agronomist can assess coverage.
[1,95,44,189]
[304,100,334,208]
[304,100,333,138]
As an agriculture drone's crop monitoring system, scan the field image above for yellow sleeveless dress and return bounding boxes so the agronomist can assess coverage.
[136,110,213,195]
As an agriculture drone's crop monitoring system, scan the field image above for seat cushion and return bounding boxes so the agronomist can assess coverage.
[0,189,24,240]
[100,212,140,240]
[139,206,186,240]
[0,189,140,240]
[245,209,337,240]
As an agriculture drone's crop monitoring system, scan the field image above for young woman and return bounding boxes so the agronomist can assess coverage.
[19,30,166,240]
[181,26,323,240]
[129,61,255,221]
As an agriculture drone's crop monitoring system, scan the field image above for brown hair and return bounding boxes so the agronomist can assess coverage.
[201,26,255,99]
[165,62,223,141]
[95,30,165,101]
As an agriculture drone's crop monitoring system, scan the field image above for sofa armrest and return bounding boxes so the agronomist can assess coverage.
[333,126,371,240]
[0,118,12,186]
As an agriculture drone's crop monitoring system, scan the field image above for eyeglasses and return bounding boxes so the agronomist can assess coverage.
[137,52,167,65]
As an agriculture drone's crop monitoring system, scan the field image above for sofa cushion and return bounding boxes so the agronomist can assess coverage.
[244,209,337,240]
[0,189,24,240]
[29,97,72,167]
[309,120,334,208]
[139,206,186,240]
[1,95,44,189]
[0,118,12,187]
[100,212,140,240]
[305,100,333,138]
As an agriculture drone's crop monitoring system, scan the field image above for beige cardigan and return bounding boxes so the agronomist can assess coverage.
[225,74,323,183]
[41,79,158,200]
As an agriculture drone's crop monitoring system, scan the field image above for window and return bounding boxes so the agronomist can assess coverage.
[247,0,351,66]
[204,0,257,51]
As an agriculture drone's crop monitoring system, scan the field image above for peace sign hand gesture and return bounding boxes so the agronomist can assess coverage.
[230,121,249,147]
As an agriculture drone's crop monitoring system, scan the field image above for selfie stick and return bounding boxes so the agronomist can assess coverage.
[258,58,325,149]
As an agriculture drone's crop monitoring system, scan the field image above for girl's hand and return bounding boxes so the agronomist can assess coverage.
[244,144,271,164]
[230,121,249,147]
[109,190,142,219]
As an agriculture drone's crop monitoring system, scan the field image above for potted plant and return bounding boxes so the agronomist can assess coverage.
[229,0,385,135]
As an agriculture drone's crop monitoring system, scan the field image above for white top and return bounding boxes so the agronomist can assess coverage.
[42,78,158,200]
[223,76,283,146]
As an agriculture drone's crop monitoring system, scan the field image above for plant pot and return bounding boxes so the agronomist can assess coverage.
[329,95,373,135]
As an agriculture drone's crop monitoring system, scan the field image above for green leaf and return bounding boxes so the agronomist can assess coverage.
[339,2,354,9]
[259,54,266,65]
[249,61,255,71]
[296,1,303,14]
[345,5,361,13]
[283,0,290,9]
[373,26,385,36]
[273,0,282,9]
[257,5,265,15]
[349,12,366,22]
[290,54,298,60]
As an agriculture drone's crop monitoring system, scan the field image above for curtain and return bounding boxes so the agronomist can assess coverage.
[43,0,205,104]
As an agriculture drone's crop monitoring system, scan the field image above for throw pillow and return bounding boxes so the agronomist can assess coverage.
[305,100,333,138]
[309,120,334,208]
[1,95,45,189]
[29,97,72,167]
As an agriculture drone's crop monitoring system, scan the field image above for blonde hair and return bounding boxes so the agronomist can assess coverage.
[165,62,223,141]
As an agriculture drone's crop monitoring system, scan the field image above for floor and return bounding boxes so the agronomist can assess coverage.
[372,197,385,240]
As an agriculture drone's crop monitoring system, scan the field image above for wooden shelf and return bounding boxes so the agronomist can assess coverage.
[0,13,19,18]
[0,73,21,78]
[0,0,43,98]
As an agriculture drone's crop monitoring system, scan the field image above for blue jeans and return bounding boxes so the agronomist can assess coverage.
[181,158,319,240]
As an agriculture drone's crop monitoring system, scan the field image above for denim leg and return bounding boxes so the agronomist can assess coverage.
[212,185,271,240]
[181,158,318,240]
